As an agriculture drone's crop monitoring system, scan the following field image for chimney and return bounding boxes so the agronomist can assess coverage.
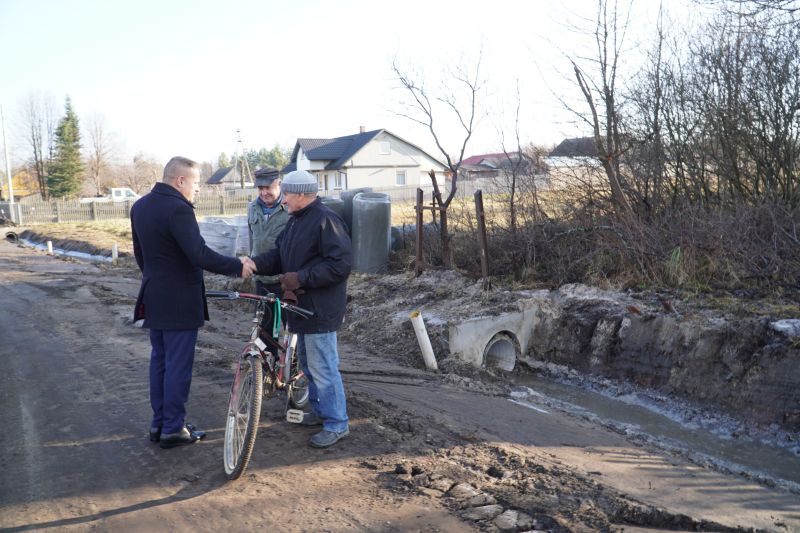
[359,125,365,133]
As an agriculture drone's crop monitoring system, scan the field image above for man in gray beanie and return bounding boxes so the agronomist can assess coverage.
[251,169,353,448]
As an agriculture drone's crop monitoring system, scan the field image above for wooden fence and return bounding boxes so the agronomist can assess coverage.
[4,181,490,225]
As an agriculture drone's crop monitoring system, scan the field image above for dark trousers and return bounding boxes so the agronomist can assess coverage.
[149,329,198,434]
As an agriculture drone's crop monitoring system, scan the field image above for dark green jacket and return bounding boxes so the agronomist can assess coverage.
[248,199,290,285]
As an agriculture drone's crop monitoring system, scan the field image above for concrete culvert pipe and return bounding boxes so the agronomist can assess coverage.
[5,231,18,242]
[352,192,391,274]
[340,187,373,233]
[483,332,518,371]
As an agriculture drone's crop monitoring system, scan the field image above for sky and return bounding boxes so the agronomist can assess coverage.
[0,0,695,167]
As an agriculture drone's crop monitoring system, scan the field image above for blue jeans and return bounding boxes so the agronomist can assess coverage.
[297,332,348,433]
[149,329,198,435]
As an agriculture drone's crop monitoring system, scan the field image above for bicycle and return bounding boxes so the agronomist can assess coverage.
[207,289,314,480]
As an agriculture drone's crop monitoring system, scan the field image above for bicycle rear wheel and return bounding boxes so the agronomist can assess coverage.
[223,354,263,480]
[284,336,309,409]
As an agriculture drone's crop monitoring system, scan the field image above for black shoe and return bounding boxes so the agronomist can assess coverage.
[186,423,205,440]
[159,425,206,449]
[149,427,161,442]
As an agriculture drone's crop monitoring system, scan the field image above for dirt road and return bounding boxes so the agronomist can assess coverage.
[1,239,798,532]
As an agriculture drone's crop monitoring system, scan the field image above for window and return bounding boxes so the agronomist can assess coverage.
[396,170,406,186]
[335,172,344,190]
[317,174,324,191]
[380,141,391,155]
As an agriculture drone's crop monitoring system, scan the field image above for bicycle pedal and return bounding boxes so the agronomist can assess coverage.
[286,409,304,424]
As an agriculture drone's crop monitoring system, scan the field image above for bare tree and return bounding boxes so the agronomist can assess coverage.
[84,112,117,196]
[645,7,800,207]
[392,54,484,268]
[697,0,800,21]
[18,91,57,199]
[570,0,635,215]
[116,153,162,194]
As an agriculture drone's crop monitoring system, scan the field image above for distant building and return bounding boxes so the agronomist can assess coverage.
[460,152,534,180]
[206,166,249,189]
[282,128,447,193]
[545,137,604,188]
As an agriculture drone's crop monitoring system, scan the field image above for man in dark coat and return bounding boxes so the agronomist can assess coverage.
[131,156,255,449]
[251,169,353,448]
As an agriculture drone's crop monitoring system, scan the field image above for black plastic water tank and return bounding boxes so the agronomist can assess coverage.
[320,196,345,221]
[352,192,391,273]
[340,187,373,233]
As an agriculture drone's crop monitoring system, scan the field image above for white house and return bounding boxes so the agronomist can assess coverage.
[282,128,447,193]
[545,137,604,189]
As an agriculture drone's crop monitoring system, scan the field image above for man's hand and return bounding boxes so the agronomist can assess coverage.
[279,272,301,291]
[282,289,298,305]
[239,256,256,278]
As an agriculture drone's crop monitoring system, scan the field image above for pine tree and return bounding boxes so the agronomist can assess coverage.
[47,97,83,198]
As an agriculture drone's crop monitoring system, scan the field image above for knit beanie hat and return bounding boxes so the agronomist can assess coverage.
[281,170,318,194]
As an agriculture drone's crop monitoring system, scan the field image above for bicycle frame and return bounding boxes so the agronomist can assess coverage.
[208,289,311,411]
[208,289,314,479]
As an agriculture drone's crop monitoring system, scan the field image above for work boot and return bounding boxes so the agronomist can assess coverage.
[309,428,349,448]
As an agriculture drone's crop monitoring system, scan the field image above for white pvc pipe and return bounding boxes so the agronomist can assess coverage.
[111,242,118,264]
[409,310,438,371]
[46,241,53,254]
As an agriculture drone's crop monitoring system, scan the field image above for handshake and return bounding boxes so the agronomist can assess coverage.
[239,256,257,278]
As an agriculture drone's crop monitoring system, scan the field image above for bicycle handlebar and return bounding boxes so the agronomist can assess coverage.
[206,290,315,319]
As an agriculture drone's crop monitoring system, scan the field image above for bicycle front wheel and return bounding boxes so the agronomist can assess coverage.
[223,354,263,480]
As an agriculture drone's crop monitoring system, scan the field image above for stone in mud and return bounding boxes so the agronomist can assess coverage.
[461,504,504,521]
[447,482,480,500]
[464,493,497,508]
[418,487,444,498]
[412,473,430,487]
[429,477,455,492]
[516,511,534,529]
[494,509,520,531]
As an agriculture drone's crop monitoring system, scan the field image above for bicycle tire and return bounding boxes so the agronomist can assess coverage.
[223,354,263,480]
[284,339,309,409]
[288,374,309,409]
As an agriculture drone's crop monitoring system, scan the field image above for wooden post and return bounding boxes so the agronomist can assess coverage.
[415,188,424,277]
[55,202,62,223]
[474,190,490,281]
[90,201,98,221]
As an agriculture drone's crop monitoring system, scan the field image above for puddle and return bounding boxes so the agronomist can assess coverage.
[510,373,800,492]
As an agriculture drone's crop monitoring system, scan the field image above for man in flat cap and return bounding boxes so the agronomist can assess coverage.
[248,167,290,305]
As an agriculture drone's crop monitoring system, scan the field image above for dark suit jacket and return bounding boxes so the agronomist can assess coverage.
[131,182,242,330]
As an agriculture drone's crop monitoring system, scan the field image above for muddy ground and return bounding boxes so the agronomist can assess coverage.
[1,229,799,532]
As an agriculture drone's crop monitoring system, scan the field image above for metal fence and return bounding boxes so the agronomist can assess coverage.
[0,180,492,226]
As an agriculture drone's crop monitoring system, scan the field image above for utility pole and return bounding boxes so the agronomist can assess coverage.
[234,129,252,190]
[1,104,14,212]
